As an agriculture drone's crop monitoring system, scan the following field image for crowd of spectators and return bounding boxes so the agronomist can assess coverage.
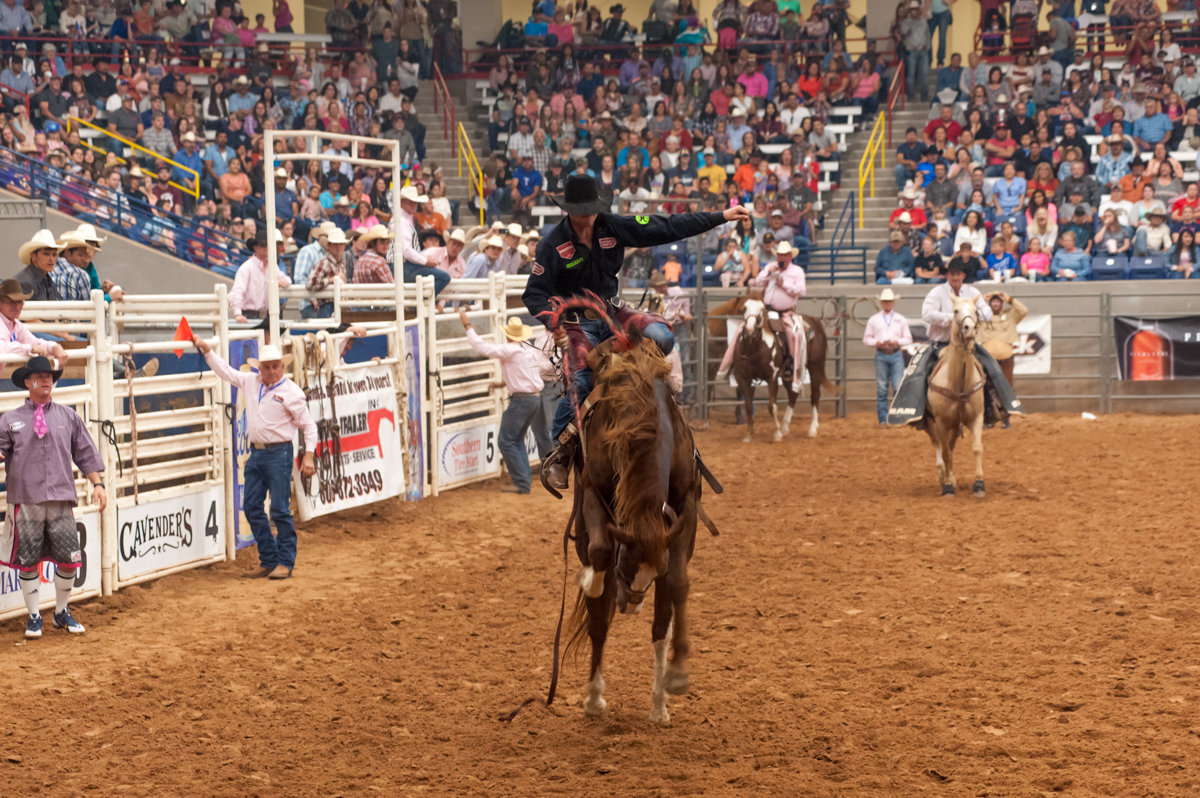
[478,0,885,286]
[877,3,1200,284]
[0,0,467,278]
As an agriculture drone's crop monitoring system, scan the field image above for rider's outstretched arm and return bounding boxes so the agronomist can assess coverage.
[605,207,745,249]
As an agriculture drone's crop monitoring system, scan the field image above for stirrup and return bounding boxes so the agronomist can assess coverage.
[540,426,578,500]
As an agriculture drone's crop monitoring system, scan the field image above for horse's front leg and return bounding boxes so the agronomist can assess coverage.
[942,426,956,496]
[663,495,695,699]
[767,378,782,442]
[739,379,755,443]
[584,582,614,718]
[577,487,613,599]
[649,576,673,725]
[970,409,986,498]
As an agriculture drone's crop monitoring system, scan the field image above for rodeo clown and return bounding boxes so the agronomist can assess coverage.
[524,173,750,491]
[887,260,1024,427]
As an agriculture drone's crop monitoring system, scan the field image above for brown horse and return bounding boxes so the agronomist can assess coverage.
[709,295,838,437]
[568,336,701,725]
[926,298,987,498]
[730,298,800,443]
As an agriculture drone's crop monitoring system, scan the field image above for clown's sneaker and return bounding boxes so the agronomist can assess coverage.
[52,609,84,634]
[25,614,42,639]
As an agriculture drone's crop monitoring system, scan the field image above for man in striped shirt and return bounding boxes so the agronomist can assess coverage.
[52,230,97,302]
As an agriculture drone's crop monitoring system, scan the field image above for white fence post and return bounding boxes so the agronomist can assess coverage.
[216,283,236,562]
[92,289,118,597]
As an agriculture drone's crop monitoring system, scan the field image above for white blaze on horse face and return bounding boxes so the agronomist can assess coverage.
[623,562,657,614]
[743,299,764,334]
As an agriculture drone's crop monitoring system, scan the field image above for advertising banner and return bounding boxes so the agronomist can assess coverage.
[116,486,224,582]
[902,313,1052,374]
[437,422,501,487]
[1114,315,1200,380]
[293,364,405,521]
[0,509,100,614]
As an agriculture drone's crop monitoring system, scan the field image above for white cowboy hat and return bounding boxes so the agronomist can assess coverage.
[482,235,505,250]
[897,211,912,223]
[900,188,918,200]
[1037,46,1052,56]
[516,244,529,257]
[324,228,350,245]
[18,229,64,265]
[57,230,95,253]
[936,88,958,105]
[399,185,429,204]
[181,131,196,142]
[74,222,107,247]
[776,241,794,256]
[447,228,466,244]
[315,220,339,239]
[879,287,897,301]
[336,195,350,207]
[274,167,288,178]
[502,317,535,342]
[524,229,541,240]
[247,344,293,368]
[506,222,523,236]
[273,228,285,243]
[359,223,392,244]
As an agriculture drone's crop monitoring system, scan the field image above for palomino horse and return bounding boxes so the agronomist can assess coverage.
[732,298,803,443]
[568,334,701,725]
[709,295,838,439]
[926,297,987,498]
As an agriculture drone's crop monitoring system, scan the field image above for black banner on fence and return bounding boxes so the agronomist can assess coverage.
[1114,315,1200,381]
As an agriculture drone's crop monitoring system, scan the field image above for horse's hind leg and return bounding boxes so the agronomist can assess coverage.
[807,390,820,439]
[740,382,755,443]
[584,582,614,718]
[663,521,694,698]
[767,382,783,442]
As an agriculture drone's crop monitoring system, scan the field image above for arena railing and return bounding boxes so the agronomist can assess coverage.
[432,63,456,160]
[65,116,200,199]
[456,122,486,226]
[0,82,29,116]
[857,112,886,229]
[971,16,1198,60]
[0,145,249,274]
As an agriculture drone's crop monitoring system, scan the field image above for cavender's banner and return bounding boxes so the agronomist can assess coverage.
[1114,316,1200,381]
[294,364,405,521]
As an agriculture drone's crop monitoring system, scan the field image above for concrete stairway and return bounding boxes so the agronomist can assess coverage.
[822,104,930,261]
[411,79,489,214]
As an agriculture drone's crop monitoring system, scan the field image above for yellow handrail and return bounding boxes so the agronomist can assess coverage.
[857,112,887,228]
[65,116,200,198]
[456,121,485,226]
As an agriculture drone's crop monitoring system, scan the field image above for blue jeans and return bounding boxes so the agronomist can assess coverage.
[927,11,951,66]
[895,164,915,192]
[402,260,450,295]
[242,443,297,570]
[551,318,674,438]
[499,394,540,492]
[874,351,905,424]
[905,49,931,102]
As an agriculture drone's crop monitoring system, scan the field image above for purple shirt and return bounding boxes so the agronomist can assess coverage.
[0,399,104,504]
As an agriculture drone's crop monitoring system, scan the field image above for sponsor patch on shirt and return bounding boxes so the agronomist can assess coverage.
[273,395,285,403]
[531,261,545,275]
[598,236,617,249]
[9,421,23,430]
[556,242,575,259]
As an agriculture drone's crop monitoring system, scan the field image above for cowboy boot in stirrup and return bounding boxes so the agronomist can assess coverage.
[541,426,579,495]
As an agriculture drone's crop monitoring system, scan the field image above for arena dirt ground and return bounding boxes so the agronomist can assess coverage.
[3,412,1199,797]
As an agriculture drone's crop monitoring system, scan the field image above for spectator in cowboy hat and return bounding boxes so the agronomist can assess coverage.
[230,229,291,324]
[456,309,551,495]
[463,235,505,279]
[304,227,349,308]
[496,222,524,275]
[353,224,394,284]
[0,279,66,361]
[14,229,64,301]
[293,220,338,292]
[395,183,451,295]
[52,230,97,302]
[193,338,316,580]
[0,353,106,639]
[71,223,123,303]
[423,228,468,279]
[862,287,914,427]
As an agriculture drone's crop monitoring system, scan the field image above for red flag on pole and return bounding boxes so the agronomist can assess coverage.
[173,316,194,357]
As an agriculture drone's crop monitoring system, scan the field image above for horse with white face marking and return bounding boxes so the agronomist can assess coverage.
[567,334,701,726]
[730,298,804,443]
[925,297,987,497]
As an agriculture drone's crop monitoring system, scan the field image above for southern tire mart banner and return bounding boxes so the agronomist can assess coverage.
[294,364,405,521]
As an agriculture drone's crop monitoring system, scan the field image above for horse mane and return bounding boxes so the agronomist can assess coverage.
[541,293,635,353]
[589,338,674,570]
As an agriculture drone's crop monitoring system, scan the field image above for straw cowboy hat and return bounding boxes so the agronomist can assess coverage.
[482,235,505,250]
[502,317,535,342]
[74,222,107,248]
[359,224,392,244]
[324,227,350,245]
[399,185,429,204]
[57,230,95,253]
[18,229,65,266]
[649,270,668,288]
[10,354,62,388]
[879,287,897,302]
[247,344,293,369]
[776,240,795,256]
[447,228,466,244]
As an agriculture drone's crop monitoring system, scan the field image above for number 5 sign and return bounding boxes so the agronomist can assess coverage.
[436,422,501,489]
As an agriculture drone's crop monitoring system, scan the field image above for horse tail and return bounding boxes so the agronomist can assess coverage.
[803,314,842,396]
[563,584,616,663]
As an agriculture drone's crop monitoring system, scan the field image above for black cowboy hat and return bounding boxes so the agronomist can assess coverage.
[11,355,62,388]
[550,174,612,216]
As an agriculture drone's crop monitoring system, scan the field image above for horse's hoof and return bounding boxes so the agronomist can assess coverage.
[973,480,986,498]
[649,706,671,725]
[584,696,607,717]
[664,669,690,696]
[781,424,790,436]
[742,436,752,443]
[806,428,818,439]
[941,484,956,497]
[772,431,782,443]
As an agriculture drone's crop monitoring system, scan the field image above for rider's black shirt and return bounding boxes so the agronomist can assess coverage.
[524,210,725,323]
